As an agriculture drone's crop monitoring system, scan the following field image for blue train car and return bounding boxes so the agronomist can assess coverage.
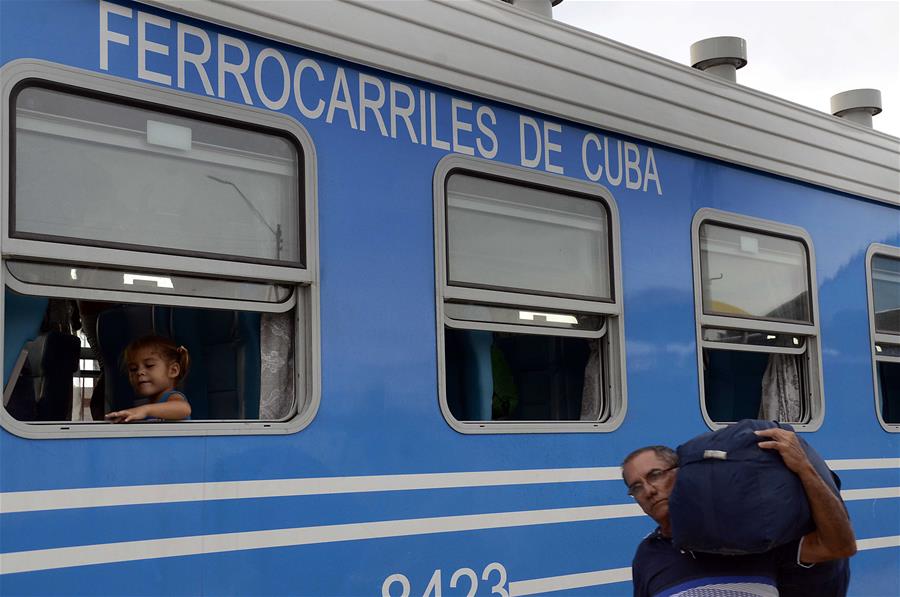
[0,1,897,595]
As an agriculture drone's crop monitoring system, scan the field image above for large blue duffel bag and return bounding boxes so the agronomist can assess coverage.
[668,419,840,555]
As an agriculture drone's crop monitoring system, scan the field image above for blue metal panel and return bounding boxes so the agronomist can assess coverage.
[848,546,900,597]
[0,1,896,595]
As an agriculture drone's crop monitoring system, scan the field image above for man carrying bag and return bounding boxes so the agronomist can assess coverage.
[623,420,856,596]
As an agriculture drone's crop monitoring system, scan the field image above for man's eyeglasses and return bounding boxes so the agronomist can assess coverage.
[627,466,678,498]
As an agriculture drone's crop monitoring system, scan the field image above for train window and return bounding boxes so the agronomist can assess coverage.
[446,175,611,300]
[13,85,302,266]
[434,156,626,433]
[3,288,298,425]
[699,225,811,323]
[1,66,319,438]
[692,210,824,430]
[867,247,900,430]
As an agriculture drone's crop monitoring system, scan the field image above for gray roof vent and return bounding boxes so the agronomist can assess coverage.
[830,89,883,128]
[690,37,748,83]
[502,0,563,19]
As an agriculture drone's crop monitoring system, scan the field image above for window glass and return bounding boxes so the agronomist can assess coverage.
[14,86,301,265]
[703,348,807,423]
[6,261,292,304]
[3,288,296,423]
[878,358,900,424]
[700,223,810,323]
[444,327,605,422]
[446,174,610,300]
[872,255,900,334]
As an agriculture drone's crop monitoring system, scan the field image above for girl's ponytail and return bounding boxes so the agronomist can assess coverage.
[174,345,191,384]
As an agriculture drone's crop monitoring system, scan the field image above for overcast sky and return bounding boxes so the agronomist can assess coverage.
[553,1,900,138]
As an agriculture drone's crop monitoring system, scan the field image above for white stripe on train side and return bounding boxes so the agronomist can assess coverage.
[1,458,896,514]
[509,536,900,595]
[0,504,641,575]
[0,458,896,577]
[856,535,900,550]
[509,567,633,596]
[841,487,900,500]
[0,466,621,514]
[827,458,900,471]
[0,509,896,578]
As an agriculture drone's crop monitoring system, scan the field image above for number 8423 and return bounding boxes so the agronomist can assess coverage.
[382,562,509,597]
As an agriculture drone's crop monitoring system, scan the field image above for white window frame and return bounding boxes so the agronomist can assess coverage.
[691,208,824,431]
[866,243,900,432]
[434,155,626,434]
[0,60,320,439]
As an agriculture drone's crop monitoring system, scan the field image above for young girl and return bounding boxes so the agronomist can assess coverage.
[105,335,192,423]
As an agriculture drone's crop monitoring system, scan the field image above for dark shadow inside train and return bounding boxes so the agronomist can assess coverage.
[444,328,597,422]
[703,349,808,422]
[880,361,900,424]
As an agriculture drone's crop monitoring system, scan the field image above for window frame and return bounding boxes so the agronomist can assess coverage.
[866,243,900,432]
[434,155,627,434]
[691,208,824,431]
[2,260,298,314]
[0,59,320,439]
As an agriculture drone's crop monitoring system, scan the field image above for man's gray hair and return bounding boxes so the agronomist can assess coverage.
[621,445,678,482]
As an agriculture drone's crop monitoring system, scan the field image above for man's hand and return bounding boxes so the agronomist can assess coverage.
[755,427,813,475]
[756,427,857,564]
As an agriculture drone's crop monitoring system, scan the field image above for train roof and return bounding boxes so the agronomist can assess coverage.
[144,0,899,206]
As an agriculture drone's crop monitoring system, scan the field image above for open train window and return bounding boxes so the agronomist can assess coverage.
[866,245,900,431]
[0,63,319,437]
[433,156,626,433]
[692,209,824,430]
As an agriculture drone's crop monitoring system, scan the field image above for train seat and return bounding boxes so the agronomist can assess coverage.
[4,330,80,422]
[3,291,84,422]
[163,308,261,420]
[96,305,157,412]
[446,329,589,422]
[495,334,587,421]
[3,290,48,381]
[28,331,81,421]
[704,350,769,421]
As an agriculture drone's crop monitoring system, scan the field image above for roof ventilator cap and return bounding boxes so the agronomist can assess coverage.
[690,36,748,83]
[502,0,563,19]
[830,89,883,128]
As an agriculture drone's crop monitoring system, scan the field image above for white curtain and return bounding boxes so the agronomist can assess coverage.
[759,293,806,422]
[259,312,294,420]
[759,353,801,422]
[580,339,602,420]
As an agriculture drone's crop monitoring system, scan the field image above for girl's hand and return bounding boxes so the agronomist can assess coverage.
[105,405,150,423]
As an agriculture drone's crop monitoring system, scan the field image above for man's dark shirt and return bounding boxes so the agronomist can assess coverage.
[778,557,850,597]
[632,528,802,597]
[775,470,851,597]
